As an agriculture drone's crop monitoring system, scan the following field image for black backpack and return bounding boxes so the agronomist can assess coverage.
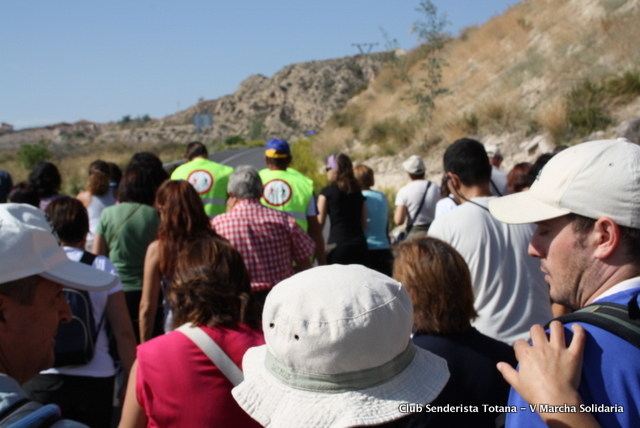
[53,251,107,368]
[545,295,640,348]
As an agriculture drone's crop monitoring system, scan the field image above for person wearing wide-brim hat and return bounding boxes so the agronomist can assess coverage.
[232,264,450,428]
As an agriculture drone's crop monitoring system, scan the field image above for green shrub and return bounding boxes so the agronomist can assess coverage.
[366,117,415,148]
[606,69,640,100]
[565,80,613,137]
[17,140,52,169]
[224,135,246,146]
[290,138,326,194]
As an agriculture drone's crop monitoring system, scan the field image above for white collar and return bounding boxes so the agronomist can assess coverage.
[593,276,640,302]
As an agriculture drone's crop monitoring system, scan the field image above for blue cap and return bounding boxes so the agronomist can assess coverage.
[265,139,291,158]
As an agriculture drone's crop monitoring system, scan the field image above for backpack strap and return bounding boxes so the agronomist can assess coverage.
[176,323,244,386]
[545,297,640,349]
[78,251,107,343]
[0,400,61,428]
[79,251,97,266]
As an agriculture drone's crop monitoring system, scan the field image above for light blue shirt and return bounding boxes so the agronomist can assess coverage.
[362,190,390,250]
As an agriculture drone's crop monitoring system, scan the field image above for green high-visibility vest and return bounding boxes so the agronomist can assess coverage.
[259,168,313,231]
[171,158,233,217]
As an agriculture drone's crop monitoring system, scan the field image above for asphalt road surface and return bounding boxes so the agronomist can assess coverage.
[163,147,267,173]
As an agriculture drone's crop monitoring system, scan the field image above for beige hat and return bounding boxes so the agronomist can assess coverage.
[232,265,449,428]
[489,139,640,228]
[484,144,501,158]
[0,203,118,290]
[402,155,426,175]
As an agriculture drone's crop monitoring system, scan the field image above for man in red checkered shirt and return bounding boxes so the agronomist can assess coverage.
[211,166,315,303]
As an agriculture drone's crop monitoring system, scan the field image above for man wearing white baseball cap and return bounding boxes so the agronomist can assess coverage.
[232,264,449,428]
[0,203,118,426]
[489,139,640,427]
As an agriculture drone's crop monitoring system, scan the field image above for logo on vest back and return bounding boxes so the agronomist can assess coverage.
[263,179,292,206]
[187,170,214,195]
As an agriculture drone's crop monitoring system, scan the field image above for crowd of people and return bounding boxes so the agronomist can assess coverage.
[0,136,638,427]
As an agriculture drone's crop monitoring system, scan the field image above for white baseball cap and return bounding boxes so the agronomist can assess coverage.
[0,203,118,290]
[232,264,449,428]
[489,139,640,228]
[402,155,426,175]
[484,144,501,158]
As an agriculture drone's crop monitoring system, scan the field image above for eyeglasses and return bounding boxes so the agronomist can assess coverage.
[325,166,332,172]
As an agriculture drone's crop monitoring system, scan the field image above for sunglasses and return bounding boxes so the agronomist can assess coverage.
[325,166,333,172]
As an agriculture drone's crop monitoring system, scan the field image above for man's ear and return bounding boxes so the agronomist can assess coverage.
[447,172,461,193]
[593,217,621,260]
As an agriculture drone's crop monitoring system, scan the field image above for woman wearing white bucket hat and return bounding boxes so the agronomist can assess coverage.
[232,265,450,428]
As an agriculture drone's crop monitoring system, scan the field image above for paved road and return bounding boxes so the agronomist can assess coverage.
[163,147,266,172]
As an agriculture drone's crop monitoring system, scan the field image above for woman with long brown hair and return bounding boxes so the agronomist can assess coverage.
[77,160,117,251]
[139,180,218,343]
[317,152,368,265]
[119,234,263,428]
[393,237,516,428]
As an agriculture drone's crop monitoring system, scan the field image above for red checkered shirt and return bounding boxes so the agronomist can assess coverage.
[211,199,316,292]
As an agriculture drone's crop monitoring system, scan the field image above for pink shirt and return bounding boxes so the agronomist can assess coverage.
[136,324,264,427]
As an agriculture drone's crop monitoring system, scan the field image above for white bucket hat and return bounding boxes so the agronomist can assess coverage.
[0,203,118,291]
[489,139,640,228]
[232,265,449,428]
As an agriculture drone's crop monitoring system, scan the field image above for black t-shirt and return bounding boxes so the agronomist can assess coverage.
[408,328,517,428]
[320,184,366,246]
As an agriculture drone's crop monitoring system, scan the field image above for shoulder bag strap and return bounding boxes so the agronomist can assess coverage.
[407,182,431,233]
[176,323,244,386]
[107,204,143,248]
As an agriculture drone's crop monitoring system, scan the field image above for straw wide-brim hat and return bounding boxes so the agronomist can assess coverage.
[232,265,449,428]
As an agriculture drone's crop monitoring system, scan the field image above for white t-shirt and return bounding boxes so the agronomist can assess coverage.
[394,180,440,226]
[41,247,123,378]
[429,197,552,345]
[435,195,457,219]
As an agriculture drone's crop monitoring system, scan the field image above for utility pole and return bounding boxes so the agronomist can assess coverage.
[351,43,379,81]
[351,43,379,56]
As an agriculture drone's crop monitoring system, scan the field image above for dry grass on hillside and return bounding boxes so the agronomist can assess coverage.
[317,0,640,165]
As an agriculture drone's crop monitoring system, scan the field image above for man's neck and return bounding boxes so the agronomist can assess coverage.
[583,264,640,306]
[455,184,492,204]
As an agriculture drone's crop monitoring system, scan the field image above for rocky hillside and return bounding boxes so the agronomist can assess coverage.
[317,0,640,188]
[0,54,383,150]
[159,54,382,140]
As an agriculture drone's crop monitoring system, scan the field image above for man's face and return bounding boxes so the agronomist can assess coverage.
[3,277,72,382]
[528,215,592,310]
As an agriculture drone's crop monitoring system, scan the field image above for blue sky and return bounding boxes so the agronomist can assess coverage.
[1,1,515,129]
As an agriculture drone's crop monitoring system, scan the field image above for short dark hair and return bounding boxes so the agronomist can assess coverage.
[265,156,291,169]
[28,161,62,198]
[126,152,169,191]
[8,181,40,207]
[443,138,491,187]
[569,213,640,265]
[184,142,208,161]
[118,167,156,205]
[45,196,89,247]
[0,275,39,306]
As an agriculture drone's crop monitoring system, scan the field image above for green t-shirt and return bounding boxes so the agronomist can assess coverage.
[96,202,159,292]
